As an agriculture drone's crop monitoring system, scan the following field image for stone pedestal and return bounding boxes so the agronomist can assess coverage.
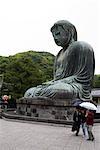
[16,97,74,121]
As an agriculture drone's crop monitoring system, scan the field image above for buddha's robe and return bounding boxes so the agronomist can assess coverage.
[24,41,95,100]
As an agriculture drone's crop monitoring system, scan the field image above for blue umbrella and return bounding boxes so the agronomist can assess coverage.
[72,99,83,106]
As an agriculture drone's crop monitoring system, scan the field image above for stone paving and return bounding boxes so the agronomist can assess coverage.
[0,119,100,150]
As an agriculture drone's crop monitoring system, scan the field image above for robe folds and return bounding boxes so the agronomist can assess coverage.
[24,41,95,100]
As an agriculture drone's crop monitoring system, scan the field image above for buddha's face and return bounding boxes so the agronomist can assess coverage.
[51,25,70,48]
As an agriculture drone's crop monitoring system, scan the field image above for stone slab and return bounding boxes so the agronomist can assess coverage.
[0,119,100,150]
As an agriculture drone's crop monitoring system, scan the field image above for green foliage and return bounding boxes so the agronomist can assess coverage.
[93,75,100,88]
[0,51,55,98]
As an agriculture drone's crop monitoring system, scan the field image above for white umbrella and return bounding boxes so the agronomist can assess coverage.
[79,102,97,110]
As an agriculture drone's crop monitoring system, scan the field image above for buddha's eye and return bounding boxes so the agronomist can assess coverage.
[52,31,60,37]
[55,32,60,35]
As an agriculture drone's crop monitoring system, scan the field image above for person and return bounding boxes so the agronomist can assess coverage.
[24,20,95,101]
[85,110,95,141]
[81,109,88,138]
[72,106,82,136]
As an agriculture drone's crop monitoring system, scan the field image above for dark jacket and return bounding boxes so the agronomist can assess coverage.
[81,112,86,123]
[73,111,82,125]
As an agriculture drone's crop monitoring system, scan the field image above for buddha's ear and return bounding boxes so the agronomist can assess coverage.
[66,29,74,44]
[71,38,75,42]
[70,27,77,42]
[72,26,77,41]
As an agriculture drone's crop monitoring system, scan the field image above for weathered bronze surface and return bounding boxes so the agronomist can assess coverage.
[24,20,95,101]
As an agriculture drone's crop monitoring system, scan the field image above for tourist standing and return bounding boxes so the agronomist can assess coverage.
[81,109,89,139]
[72,106,82,136]
[85,110,95,141]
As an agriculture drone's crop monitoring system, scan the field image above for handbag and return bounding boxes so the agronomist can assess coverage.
[72,122,78,132]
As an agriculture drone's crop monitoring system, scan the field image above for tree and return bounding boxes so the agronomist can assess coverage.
[0,51,55,98]
[93,75,100,88]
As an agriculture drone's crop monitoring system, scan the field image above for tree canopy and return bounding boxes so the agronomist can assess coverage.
[0,51,55,98]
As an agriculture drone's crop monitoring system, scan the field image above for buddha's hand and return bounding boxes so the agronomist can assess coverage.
[42,80,54,85]
[60,76,75,83]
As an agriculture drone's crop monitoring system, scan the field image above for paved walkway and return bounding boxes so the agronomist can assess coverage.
[0,119,100,150]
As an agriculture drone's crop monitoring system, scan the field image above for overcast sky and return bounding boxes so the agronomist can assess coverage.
[0,0,99,74]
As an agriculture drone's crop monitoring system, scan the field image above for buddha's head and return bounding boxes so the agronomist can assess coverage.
[51,20,77,48]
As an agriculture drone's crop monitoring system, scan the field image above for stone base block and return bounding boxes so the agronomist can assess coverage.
[16,97,74,121]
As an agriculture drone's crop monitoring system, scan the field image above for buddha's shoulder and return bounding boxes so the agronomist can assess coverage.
[70,41,93,49]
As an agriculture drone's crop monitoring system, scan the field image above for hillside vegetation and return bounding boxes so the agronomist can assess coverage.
[0,51,55,98]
